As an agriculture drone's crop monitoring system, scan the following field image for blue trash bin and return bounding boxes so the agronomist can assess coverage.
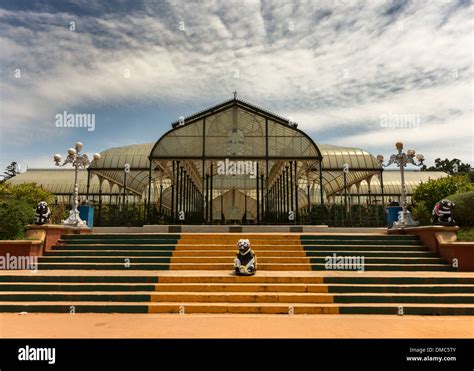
[78,205,94,227]
[386,206,402,228]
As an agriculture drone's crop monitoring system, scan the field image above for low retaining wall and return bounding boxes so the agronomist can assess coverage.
[0,239,42,270]
[26,224,92,252]
[389,226,474,271]
[435,233,474,272]
[0,225,92,270]
[0,240,42,257]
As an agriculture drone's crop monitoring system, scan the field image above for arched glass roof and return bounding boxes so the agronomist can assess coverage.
[354,171,448,195]
[88,143,154,195]
[91,143,152,170]
[150,99,321,160]
[319,144,381,170]
[6,169,122,195]
[296,144,382,197]
[87,142,382,198]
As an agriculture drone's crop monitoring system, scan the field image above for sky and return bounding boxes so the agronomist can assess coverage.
[0,0,472,173]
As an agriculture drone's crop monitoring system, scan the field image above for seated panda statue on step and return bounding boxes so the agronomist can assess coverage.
[234,239,257,276]
[34,201,51,225]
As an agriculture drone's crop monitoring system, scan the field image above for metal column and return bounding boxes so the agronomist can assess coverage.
[159,183,163,217]
[171,161,175,222]
[294,161,298,223]
[256,162,260,223]
[147,160,152,223]
[209,163,213,222]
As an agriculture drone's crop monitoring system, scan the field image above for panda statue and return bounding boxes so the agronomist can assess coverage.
[234,239,257,276]
[34,201,51,225]
[432,199,455,226]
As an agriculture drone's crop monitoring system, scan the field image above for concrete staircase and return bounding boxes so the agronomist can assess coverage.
[0,233,473,315]
[38,233,452,271]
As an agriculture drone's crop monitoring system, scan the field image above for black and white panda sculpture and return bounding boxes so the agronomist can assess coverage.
[432,199,455,226]
[34,201,51,225]
[234,239,257,276]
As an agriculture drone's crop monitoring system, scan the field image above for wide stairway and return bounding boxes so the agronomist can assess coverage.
[0,233,473,315]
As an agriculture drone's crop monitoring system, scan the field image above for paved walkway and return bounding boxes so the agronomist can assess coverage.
[1,313,473,338]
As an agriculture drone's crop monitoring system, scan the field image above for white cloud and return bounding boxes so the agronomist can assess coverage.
[0,0,472,168]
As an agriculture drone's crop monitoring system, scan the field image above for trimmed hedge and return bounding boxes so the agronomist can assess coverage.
[444,192,474,227]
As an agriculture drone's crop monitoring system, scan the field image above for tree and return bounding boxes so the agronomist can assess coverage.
[0,182,55,240]
[0,162,20,183]
[412,175,472,213]
[0,200,34,239]
[421,158,471,175]
[0,182,53,207]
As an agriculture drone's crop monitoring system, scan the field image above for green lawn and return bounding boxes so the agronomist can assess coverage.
[457,227,474,242]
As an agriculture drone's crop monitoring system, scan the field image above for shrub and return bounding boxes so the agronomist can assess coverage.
[411,201,431,226]
[412,175,472,212]
[457,227,474,241]
[0,200,35,239]
[350,205,369,226]
[368,204,385,223]
[49,203,69,224]
[444,192,474,227]
[310,205,329,224]
[328,204,347,223]
[0,182,55,239]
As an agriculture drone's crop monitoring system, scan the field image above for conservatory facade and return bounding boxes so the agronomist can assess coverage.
[8,98,447,226]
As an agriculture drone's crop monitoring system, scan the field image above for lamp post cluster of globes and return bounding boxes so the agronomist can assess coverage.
[53,142,100,227]
[377,142,425,228]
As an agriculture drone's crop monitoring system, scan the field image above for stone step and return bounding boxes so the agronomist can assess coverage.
[180,234,418,240]
[0,301,472,315]
[59,239,422,246]
[0,282,473,293]
[2,273,472,284]
[59,239,180,245]
[304,250,435,257]
[53,244,427,251]
[61,234,180,240]
[44,250,437,257]
[37,256,446,265]
[1,291,473,304]
[34,262,453,271]
[300,235,419,240]
[301,241,423,246]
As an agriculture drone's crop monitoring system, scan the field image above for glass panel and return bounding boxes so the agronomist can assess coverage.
[152,120,203,158]
[151,104,318,159]
[267,118,318,158]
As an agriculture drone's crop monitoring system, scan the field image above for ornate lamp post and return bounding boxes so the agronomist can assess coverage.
[53,142,101,227]
[377,142,424,228]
